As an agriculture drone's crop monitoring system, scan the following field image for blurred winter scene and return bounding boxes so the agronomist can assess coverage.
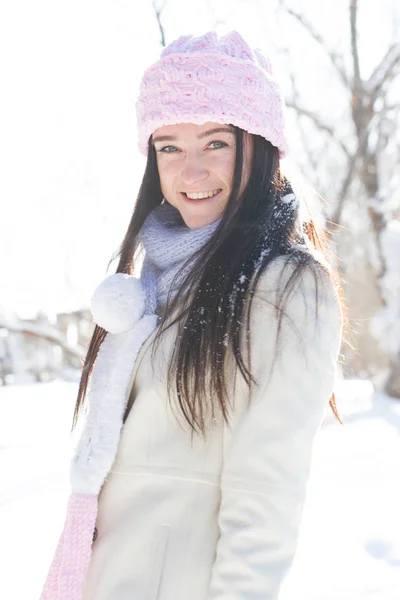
[1,0,399,598]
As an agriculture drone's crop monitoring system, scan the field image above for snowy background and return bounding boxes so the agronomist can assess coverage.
[1,0,399,598]
[1,380,399,599]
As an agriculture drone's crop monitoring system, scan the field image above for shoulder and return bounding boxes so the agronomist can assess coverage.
[251,253,342,326]
[247,253,343,363]
[241,253,343,397]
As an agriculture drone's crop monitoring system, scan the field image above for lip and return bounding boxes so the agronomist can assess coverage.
[180,190,222,203]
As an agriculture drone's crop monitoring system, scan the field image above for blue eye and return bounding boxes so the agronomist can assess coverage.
[159,145,179,153]
[209,141,227,149]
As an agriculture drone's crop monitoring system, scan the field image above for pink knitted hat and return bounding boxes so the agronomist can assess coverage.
[136,31,289,158]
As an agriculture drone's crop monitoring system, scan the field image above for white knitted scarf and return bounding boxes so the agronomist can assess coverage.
[71,201,220,495]
[39,202,221,600]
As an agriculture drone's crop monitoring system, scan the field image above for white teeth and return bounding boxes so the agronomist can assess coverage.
[185,189,220,200]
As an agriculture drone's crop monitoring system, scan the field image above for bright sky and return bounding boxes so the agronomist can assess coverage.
[0,0,397,317]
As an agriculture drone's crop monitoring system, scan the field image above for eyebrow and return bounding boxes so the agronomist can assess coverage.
[152,126,234,144]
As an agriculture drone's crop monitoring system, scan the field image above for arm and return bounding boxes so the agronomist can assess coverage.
[207,256,343,600]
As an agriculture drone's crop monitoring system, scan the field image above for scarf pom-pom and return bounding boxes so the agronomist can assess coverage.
[90,273,146,334]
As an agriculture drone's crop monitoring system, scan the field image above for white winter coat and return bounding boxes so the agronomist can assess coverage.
[82,256,342,600]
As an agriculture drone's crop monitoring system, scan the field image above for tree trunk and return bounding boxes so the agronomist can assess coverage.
[385,354,400,399]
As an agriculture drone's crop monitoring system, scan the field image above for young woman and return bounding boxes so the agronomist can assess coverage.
[40,31,344,600]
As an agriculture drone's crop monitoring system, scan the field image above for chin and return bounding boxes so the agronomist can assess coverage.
[182,214,219,229]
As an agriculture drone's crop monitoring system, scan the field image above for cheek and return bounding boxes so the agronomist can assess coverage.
[157,160,177,193]
[212,153,235,184]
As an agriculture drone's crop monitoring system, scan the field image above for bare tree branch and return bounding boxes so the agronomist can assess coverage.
[328,118,373,230]
[152,0,167,47]
[0,320,86,360]
[368,44,399,87]
[368,44,400,100]
[328,149,359,231]
[283,6,350,90]
[285,99,352,158]
[350,0,362,90]
[286,67,319,174]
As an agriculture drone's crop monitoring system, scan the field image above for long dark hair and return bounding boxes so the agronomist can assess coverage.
[72,126,344,438]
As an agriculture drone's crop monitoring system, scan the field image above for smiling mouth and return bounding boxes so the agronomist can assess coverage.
[181,189,222,201]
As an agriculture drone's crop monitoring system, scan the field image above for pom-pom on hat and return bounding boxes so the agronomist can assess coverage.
[136,30,289,158]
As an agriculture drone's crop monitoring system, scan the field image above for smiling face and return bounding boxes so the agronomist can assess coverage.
[152,121,253,229]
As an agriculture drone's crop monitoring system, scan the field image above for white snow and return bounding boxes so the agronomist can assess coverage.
[1,379,399,600]
[370,220,400,357]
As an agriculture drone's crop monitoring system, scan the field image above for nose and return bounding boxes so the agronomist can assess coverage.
[180,154,209,186]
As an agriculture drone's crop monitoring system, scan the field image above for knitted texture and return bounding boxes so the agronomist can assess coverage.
[39,203,221,600]
[72,203,220,497]
[70,315,159,495]
[90,273,146,334]
[40,493,98,600]
[140,202,221,308]
[136,31,289,158]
